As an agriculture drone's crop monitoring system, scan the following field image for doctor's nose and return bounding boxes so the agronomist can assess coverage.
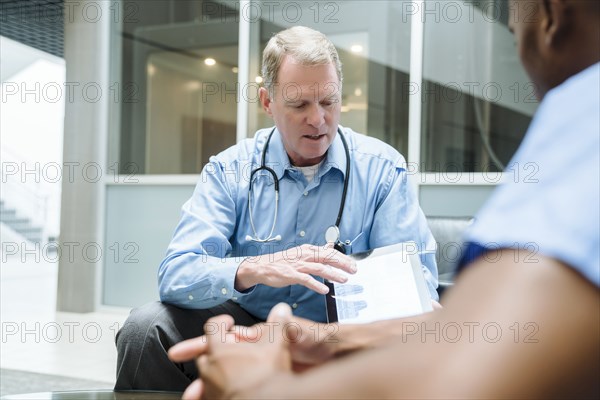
[306,104,325,128]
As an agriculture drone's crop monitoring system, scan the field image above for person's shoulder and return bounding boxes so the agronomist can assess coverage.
[520,63,599,160]
[542,62,599,123]
[342,126,406,166]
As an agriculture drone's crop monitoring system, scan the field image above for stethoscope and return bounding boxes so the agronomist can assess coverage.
[245,127,352,254]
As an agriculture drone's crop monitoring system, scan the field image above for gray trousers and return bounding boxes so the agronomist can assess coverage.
[114,301,263,391]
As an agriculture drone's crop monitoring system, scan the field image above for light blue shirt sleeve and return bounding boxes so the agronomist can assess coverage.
[158,160,253,308]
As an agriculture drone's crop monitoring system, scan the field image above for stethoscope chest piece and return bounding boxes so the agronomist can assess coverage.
[325,225,340,244]
[325,225,346,254]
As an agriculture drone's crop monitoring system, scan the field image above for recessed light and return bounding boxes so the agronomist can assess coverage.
[350,44,363,53]
[204,58,216,66]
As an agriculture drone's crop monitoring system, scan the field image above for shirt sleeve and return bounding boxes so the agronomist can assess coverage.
[368,161,439,300]
[158,159,255,309]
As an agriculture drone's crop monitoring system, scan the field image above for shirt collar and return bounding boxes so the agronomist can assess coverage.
[265,128,292,180]
[322,126,348,179]
[266,126,348,180]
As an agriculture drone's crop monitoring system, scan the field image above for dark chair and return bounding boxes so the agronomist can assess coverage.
[427,216,473,299]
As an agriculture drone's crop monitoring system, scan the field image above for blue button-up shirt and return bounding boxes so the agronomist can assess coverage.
[458,63,600,287]
[159,126,438,322]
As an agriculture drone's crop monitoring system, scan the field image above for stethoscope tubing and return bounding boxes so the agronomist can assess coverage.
[247,126,350,252]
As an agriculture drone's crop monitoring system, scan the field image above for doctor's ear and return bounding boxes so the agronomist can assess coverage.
[259,87,274,117]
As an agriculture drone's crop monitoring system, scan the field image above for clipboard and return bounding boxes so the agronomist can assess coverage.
[325,242,433,324]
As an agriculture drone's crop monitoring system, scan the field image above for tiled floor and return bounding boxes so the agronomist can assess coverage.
[0,369,112,396]
[0,253,130,385]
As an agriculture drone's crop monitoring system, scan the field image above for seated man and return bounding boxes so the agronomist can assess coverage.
[170,0,600,398]
[115,26,438,390]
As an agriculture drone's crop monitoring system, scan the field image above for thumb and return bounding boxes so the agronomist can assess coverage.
[266,303,294,370]
[267,302,293,324]
[266,303,294,345]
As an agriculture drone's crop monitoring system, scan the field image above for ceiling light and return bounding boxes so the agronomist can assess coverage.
[204,58,216,66]
[350,44,363,53]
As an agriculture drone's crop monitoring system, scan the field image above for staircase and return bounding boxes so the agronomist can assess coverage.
[0,199,44,243]
[1,148,51,245]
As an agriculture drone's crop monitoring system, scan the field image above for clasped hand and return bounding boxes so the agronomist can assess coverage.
[169,303,298,400]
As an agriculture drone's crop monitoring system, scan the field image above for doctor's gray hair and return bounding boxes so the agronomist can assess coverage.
[261,26,343,98]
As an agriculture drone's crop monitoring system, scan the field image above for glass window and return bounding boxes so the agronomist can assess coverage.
[112,0,239,174]
[109,0,534,176]
[248,1,414,155]
[421,0,538,173]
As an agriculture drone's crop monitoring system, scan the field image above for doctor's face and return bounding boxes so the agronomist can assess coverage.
[260,56,342,167]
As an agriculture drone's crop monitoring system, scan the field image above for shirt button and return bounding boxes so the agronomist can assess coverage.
[292,303,298,309]
[188,295,194,300]
[221,288,227,295]
[299,231,305,237]
[303,191,308,196]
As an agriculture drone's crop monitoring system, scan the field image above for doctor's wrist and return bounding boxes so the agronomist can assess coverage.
[235,259,257,292]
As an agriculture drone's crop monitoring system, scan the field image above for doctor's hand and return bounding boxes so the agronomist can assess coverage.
[170,303,294,400]
[234,243,357,294]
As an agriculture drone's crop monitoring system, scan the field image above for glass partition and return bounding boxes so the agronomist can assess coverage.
[109,0,537,175]
[421,0,538,173]
[113,0,239,174]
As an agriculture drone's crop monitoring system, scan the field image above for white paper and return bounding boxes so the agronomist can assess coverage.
[331,242,432,324]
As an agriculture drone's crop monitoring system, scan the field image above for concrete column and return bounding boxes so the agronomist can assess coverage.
[57,0,110,312]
